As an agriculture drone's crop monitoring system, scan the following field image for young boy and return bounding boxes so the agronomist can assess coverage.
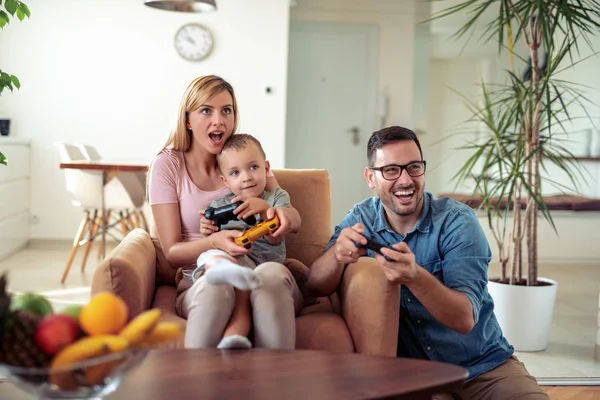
[194,133,291,350]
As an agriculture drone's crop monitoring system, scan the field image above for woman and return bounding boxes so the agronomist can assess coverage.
[148,75,303,349]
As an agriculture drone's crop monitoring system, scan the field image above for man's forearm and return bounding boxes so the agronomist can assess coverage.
[305,248,345,297]
[407,268,475,334]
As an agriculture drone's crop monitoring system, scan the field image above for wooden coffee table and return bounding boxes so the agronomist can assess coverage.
[0,349,468,399]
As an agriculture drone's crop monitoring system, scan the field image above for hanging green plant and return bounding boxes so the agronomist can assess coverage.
[0,0,30,166]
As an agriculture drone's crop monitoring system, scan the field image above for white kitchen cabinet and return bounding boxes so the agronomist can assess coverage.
[0,138,31,261]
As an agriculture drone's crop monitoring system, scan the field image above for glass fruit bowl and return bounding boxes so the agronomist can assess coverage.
[0,348,148,399]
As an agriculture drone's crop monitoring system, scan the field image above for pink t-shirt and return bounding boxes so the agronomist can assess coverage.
[148,149,229,242]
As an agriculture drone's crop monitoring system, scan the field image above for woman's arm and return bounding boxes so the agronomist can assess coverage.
[152,203,251,268]
[265,175,301,235]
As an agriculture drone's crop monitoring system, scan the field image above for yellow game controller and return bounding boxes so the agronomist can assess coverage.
[234,216,280,249]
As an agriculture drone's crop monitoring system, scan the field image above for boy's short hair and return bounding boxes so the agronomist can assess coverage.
[219,133,266,160]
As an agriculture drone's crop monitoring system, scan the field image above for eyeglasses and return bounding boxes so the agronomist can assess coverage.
[370,161,427,181]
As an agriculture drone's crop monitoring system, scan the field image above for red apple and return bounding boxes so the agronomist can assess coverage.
[34,314,79,356]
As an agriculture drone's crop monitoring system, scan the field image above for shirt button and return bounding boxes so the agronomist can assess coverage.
[417,320,421,324]
[427,346,431,351]
[407,298,411,302]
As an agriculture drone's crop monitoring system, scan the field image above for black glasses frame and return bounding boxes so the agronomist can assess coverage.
[370,161,427,181]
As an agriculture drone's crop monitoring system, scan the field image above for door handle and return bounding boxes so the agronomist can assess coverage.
[347,126,360,145]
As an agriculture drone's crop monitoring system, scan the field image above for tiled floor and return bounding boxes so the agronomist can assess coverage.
[1,241,599,382]
[0,240,117,312]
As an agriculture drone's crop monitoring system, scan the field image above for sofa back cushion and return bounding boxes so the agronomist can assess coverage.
[272,169,332,267]
[154,236,178,286]
[151,168,332,285]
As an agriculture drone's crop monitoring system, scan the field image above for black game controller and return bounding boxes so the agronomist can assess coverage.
[355,238,395,261]
[204,201,257,229]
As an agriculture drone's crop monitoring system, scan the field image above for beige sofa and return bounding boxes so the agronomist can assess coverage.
[91,169,399,356]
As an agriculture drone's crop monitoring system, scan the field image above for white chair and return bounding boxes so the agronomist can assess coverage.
[55,142,143,283]
[75,143,149,231]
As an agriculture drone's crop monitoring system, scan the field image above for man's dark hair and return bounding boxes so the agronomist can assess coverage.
[367,126,423,167]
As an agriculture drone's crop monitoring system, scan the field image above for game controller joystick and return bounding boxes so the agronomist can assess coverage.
[355,238,396,261]
[204,201,257,229]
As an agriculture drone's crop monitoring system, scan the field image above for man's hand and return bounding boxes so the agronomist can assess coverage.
[199,209,219,237]
[375,242,421,285]
[332,223,367,264]
[231,196,270,220]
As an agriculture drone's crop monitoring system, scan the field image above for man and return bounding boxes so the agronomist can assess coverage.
[305,126,548,399]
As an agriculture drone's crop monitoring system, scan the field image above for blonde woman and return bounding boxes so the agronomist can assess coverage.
[148,75,303,349]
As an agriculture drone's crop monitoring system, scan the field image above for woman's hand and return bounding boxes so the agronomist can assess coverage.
[231,196,271,220]
[266,206,301,240]
[199,209,218,237]
[210,229,253,258]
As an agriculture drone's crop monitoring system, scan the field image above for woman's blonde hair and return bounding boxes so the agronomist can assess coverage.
[163,75,239,151]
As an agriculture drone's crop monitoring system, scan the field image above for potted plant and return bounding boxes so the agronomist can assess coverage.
[432,1,600,351]
[0,0,30,166]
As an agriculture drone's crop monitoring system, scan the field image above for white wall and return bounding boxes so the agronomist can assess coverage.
[290,0,419,129]
[424,13,600,264]
[479,212,600,264]
[0,0,290,239]
[426,32,600,198]
[425,56,494,195]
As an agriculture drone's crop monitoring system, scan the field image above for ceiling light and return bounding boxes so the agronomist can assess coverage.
[144,0,217,13]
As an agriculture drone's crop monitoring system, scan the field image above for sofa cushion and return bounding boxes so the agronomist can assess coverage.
[91,228,156,319]
[152,285,186,349]
[152,285,344,352]
[295,313,354,353]
[152,285,178,315]
[152,237,177,286]
[273,169,331,268]
[300,297,334,315]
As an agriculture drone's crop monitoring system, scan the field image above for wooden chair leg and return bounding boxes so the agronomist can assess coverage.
[80,209,100,273]
[119,211,129,237]
[125,210,136,230]
[131,210,141,231]
[96,210,111,261]
[139,209,149,231]
[61,211,91,284]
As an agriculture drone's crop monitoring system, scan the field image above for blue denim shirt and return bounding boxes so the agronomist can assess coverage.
[323,192,514,381]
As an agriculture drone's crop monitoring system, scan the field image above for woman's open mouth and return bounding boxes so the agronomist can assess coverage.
[209,131,224,144]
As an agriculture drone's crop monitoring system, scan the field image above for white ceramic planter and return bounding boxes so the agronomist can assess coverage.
[487,277,558,352]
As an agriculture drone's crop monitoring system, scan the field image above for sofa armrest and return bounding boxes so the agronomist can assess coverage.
[339,257,400,357]
[91,228,157,319]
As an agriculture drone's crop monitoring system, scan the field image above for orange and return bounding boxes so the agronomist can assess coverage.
[79,292,128,336]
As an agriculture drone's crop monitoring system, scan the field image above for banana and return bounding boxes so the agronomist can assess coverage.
[50,335,129,390]
[118,309,162,346]
[84,358,123,386]
[138,322,183,348]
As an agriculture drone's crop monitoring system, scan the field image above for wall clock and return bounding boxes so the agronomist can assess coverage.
[174,23,213,61]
